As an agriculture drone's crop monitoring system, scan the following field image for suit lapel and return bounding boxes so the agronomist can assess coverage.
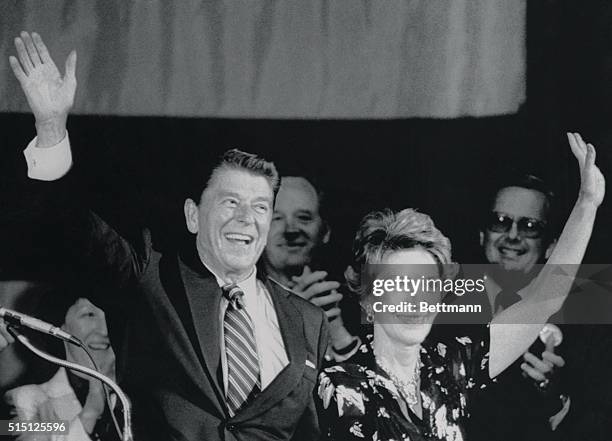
[232,280,307,423]
[142,252,224,414]
[177,254,227,411]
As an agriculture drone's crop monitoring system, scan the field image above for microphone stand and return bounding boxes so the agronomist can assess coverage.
[8,327,134,441]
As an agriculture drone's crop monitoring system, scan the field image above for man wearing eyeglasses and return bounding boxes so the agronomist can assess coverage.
[479,174,557,313]
[468,174,569,441]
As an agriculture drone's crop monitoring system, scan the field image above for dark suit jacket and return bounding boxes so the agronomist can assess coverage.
[7,184,329,441]
[432,270,566,441]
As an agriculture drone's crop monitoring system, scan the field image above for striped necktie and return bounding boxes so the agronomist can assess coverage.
[222,283,260,416]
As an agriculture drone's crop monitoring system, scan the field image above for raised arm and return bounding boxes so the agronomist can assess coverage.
[489,132,605,378]
[7,32,147,292]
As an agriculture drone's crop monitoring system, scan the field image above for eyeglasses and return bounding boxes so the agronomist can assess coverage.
[486,212,547,239]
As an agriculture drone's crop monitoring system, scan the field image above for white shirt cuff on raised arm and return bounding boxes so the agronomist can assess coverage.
[23,133,72,181]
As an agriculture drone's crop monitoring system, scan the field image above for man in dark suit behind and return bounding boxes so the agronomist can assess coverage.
[7,31,328,441]
[260,174,361,362]
[467,174,569,441]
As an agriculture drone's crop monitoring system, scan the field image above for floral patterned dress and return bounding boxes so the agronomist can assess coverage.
[316,331,491,441]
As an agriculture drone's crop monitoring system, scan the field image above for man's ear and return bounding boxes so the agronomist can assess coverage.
[544,238,557,260]
[184,198,199,234]
[479,231,484,247]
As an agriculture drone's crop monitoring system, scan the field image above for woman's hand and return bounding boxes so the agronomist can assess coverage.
[567,132,605,208]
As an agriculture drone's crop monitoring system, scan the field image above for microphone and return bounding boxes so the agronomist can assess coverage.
[0,307,81,346]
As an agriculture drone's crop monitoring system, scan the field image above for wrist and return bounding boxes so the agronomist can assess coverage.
[332,336,361,358]
[576,193,601,211]
[35,116,67,148]
[329,321,353,348]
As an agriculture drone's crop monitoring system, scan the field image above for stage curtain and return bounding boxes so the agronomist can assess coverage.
[0,0,525,118]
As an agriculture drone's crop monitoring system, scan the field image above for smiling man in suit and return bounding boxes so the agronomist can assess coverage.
[7,31,328,441]
[467,174,568,441]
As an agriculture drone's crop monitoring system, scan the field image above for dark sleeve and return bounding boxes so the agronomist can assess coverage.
[1,174,76,274]
[549,325,612,440]
[317,311,330,368]
[1,170,149,293]
[76,210,150,289]
[464,330,564,441]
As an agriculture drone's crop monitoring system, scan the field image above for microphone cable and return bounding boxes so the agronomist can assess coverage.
[6,326,130,441]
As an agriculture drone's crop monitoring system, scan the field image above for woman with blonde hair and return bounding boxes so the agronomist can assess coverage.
[316,133,605,441]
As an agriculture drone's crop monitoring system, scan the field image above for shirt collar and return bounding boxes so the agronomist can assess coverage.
[201,260,258,295]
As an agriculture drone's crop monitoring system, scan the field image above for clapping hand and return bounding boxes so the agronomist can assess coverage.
[521,350,565,390]
[291,266,343,321]
[521,329,565,398]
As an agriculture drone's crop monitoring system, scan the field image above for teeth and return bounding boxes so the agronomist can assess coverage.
[226,233,251,243]
[88,343,110,350]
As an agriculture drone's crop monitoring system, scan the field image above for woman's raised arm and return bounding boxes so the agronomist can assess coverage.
[489,132,605,378]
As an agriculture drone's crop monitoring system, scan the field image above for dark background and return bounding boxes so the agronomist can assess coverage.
[2,3,612,432]
[1,0,611,278]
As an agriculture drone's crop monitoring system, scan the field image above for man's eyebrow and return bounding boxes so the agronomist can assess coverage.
[217,190,240,199]
[216,191,272,203]
[253,196,273,204]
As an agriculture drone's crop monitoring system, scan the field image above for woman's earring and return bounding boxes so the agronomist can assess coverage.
[366,305,374,323]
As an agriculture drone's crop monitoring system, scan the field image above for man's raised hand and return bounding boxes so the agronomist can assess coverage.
[10,32,76,147]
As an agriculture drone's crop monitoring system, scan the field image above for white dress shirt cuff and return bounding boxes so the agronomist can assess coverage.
[23,133,72,181]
